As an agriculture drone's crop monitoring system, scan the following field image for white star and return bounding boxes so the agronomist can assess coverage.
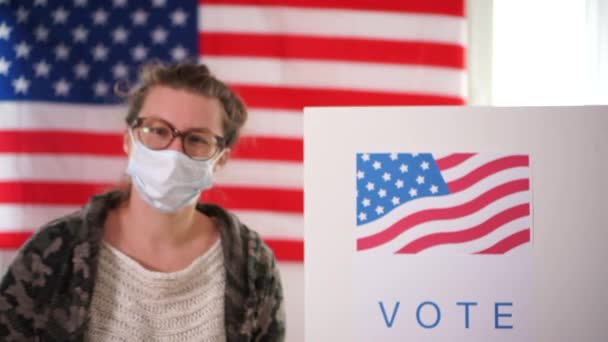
[382,172,391,181]
[54,78,71,96]
[152,0,166,7]
[399,163,408,173]
[34,25,49,42]
[395,179,404,189]
[34,60,51,77]
[112,27,129,44]
[0,57,10,75]
[0,22,11,40]
[408,188,418,197]
[112,62,128,79]
[358,212,367,221]
[74,0,87,7]
[171,8,188,26]
[361,154,370,162]
[93,80,109,97]
[132,9,148,26]
[416,175,425,185]
[430,185,439,194]
[34,0,48,6]
[421,161,430,170]
[52,7,69,24]
[16,7,29,23]
[92,43,108,61]
[361,198,370,207]
[151,26,168,44]
[357,170,364,180]
[372,161,381,170]
[113,0,127,7]
[54,43,70,60]
[375,206,384,215]
[412,153,419,157]
[92,9,108,26]
[391,196,400,205]
[366,182,375,191]
[14,41,31,59]
[390,153,398,160]
[74,61,90,79]
[378,189,386,198]
[12,76,29,94]
[72,25,89,43]
[171,45,187,61]
[131,44,148,61]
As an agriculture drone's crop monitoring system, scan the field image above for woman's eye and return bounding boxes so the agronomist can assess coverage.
[187,135,210,145]
[149,127,170,137]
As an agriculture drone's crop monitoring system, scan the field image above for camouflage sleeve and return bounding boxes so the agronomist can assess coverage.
[262,261,286,342]
[248,231,286,342]
[0,227,64,340]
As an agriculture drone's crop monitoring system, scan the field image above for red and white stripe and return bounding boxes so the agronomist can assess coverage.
[0,101,304,257]
[0,0,466,262]
[356,154,531,255]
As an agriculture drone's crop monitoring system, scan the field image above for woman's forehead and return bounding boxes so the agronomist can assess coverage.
[140,86,224,132]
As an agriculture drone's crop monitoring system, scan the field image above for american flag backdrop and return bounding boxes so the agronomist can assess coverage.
[0,0,466,263]
[356,153,532,255]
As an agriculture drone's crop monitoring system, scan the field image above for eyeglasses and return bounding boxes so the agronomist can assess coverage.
[130,117,225,160]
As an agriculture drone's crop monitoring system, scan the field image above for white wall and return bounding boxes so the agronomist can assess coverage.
[493,0,588,105]
[471,0,608,106]
[467,0,494,105]
[586,0,608,103]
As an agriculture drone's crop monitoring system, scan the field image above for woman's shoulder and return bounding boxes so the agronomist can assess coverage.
[20,191,118,257]
[18,210,88,259]
[0,206,101,339]
[2,208,96,292]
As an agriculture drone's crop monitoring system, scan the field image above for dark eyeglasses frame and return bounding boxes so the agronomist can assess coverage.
[130,117,226,160]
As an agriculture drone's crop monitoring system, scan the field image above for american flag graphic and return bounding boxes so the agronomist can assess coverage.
[0,0,466,263]
[356,153,531,254]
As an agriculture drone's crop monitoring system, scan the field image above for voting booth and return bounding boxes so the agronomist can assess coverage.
[304,106,607,341]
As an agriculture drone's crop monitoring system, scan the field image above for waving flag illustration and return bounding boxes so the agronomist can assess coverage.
[356,153,531,254]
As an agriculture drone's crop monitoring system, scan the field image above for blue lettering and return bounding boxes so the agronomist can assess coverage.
[378,301,400,328]
[416,301,441,329]
[457,302,478,329]
[494,302,513,329]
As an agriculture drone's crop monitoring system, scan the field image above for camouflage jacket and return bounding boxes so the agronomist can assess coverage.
[0,191,285,341]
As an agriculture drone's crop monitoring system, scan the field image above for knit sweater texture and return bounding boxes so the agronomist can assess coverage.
[86,239,226,341]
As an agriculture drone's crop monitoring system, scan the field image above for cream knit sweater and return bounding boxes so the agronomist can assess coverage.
[86,239,226,342]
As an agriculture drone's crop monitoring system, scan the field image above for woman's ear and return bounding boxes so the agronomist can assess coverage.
[213,148,231,172]
[123,129,131,154]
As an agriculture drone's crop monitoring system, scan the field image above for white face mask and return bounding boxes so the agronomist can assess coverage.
[125,131,217,213]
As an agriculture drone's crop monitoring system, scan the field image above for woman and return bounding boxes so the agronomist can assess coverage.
[0,63,285,341]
